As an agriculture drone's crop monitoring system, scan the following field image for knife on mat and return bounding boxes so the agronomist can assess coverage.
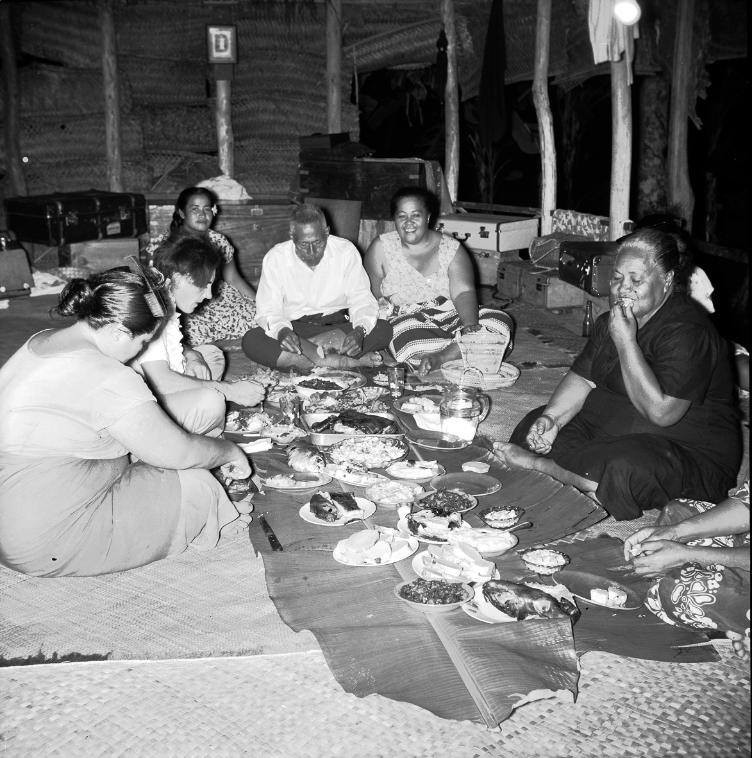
[259,515,284,551]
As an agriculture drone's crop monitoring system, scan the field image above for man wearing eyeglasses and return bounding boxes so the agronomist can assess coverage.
[241,204,392,369]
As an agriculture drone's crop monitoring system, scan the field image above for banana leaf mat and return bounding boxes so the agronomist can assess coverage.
[248,442,606,727]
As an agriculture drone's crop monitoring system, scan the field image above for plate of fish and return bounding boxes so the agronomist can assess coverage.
[333,527,418,567]
[384,460,445,481]
[299,492,376,526]
[286,441,326,473]
[327,436,408,470]
[303,386,390,415]
[412,543,499,584]
[462,580,580,623]
[263,472,332,490]
[394,578,473,612]
[306,410,401,446]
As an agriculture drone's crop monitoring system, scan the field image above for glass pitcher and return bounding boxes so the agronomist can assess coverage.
[439,377,490,442]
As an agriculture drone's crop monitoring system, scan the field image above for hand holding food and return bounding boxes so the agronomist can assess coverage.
[525,414,559,454]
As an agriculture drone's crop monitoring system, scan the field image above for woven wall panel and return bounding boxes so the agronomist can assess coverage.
[136,105,215,152]
[23,159,150,196]
[235,136,300,196]
[1,115,143,164]
[119,57,207,106]
[0,64,133,119]
[17,1,100,67]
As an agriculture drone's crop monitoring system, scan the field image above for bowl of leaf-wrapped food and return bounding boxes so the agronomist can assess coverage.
[306,409,403,446]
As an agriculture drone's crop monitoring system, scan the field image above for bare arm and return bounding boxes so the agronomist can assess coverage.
[108,401,246,471]
[222,257,256,300]
[363,237,387,300]
[447,245,480,327]
[609,304,691,426]
[541,371,595,428]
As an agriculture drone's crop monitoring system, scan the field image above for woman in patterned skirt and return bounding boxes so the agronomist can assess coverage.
[624,481,750,662]
[364,186,514,375]
[145,187,257,346]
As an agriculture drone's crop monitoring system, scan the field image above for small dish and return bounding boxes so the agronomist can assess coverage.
[394,578,473,612]
[385,460,445,482]
[478,505,524,529]
[519,548,570,576]
[407,431,470,451]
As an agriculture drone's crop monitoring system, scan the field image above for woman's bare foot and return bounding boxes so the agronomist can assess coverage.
[417,342,462,376]
[492,442,542,471]
[315,351,382,369]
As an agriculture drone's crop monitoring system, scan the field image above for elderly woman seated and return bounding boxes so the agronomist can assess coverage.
[0,268,250,577]
[364,186,514,375]
[494,228,742,520]
[624,481,750,662]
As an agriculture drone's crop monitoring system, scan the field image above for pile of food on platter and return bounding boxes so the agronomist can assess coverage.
[397,578,472,606]
[309,410,398,435]
[481,580,580,621]
[397,396,440,414]
[304,386,390,414]
[225,409,306,443]
[364,479,424,507]
[403,509,468,542]
[286,440,326,472]
[308,491,365,522]
[297,377,347,391]
[334,527,414,566]
[324,462,387,488]
[327,436,407,469]
[416,543,496,583]
[385,460,443,480]
[416,488,476,515]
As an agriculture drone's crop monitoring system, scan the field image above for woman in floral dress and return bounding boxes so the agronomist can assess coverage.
[146,187,257,346]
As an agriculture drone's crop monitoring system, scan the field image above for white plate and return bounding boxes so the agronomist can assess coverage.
[411,550,499,584]
[327,468,390,488]
[332,529,418,567]
[385,461,445,481]
[396,515,470,545]
[461,590,518,624]
[298,496,376,527]
[263,472,332,490]
[408,432,471,451]
[364,481,424,509]
[327,436,409,470]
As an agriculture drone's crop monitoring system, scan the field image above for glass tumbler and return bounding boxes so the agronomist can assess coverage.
[387,366,405,398]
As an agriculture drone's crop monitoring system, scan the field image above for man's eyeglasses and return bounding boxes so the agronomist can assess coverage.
[293,237,327,254]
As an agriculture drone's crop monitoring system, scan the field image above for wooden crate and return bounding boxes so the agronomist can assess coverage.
[520,265,585,310]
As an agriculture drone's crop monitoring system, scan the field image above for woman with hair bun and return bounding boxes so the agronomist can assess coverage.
[0,269,249,577]
[494,228,742,520]
[145,186,257,346]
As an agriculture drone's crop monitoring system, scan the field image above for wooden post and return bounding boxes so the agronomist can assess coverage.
[609,57,632,239]
[326,0,342,134]
[441,0,459,203]
[100,0,122,191]
[1,2,28,195]
[532,0,555,235]
[667,0,695,231]
[215,79,234,177]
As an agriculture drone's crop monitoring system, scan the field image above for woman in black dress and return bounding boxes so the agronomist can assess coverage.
[495,228,741,520]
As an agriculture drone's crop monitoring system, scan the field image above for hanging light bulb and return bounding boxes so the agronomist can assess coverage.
[613,0,641,26]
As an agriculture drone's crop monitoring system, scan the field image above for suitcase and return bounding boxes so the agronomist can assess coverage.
[0,244,34,299]
[495,259,527,300]
[436,213,539,253]
[558,240,619,297]
[5,190,147,247]
[520,265,586,310]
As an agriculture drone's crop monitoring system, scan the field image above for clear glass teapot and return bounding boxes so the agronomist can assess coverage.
[439,376,490,442]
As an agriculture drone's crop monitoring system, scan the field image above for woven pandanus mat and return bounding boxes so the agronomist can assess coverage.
[137,105,215,152]
[1,646,748,757]
[24,159,150,197]
[120,57,207,106]
[0,523,316,665]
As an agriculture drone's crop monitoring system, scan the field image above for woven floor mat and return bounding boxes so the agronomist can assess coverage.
[0,521,317,664]
[2,646,749,757]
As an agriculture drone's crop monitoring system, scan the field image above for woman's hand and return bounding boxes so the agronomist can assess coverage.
[630,539,691,576]
[525,414,559,454]
[609,299,638,347]
[623,526,667,559]
[184,349,211,380]
[223,379,265,407]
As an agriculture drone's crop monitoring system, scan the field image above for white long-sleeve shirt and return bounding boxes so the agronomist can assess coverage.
[255,236,379,339]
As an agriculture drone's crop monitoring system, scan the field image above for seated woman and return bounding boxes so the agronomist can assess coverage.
[145,186,257,346]
[624,482,749,662]
[131,236,265,433]
[364,186,514,375]
[495,228,742,520]
[0,269,249,577]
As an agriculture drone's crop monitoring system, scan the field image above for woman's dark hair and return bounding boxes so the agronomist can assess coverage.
[56,269,165,335]
[152,233,221,288]
[389,186,440,226]
[170,186,218,230]
[617,227,694,291]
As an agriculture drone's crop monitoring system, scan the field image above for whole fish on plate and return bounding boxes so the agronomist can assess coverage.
[482,580,580,621]
[286,440,325,473]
